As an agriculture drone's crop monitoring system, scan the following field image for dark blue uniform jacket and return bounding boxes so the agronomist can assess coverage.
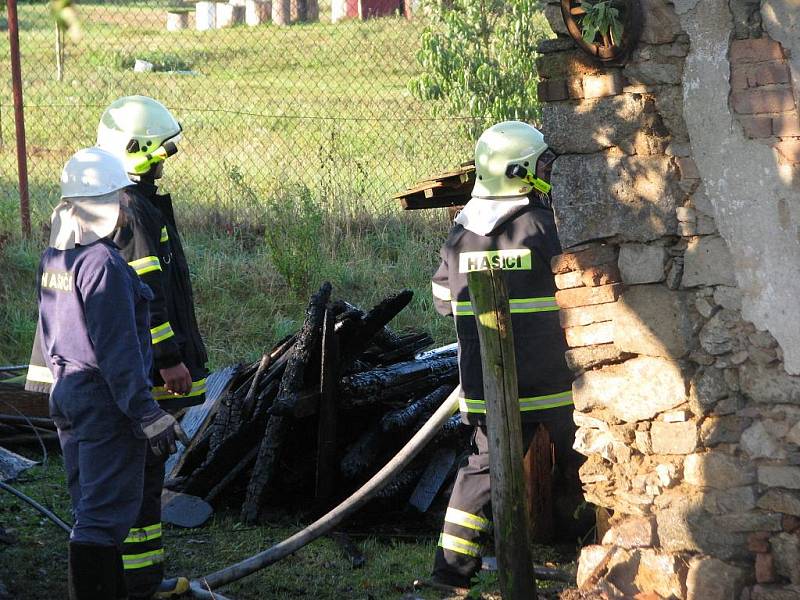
[37,239,159,425]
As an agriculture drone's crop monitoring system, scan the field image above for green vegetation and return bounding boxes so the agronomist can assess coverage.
[410,0,553,138]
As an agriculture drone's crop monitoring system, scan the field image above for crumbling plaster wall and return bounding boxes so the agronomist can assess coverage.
[675,0,800,374]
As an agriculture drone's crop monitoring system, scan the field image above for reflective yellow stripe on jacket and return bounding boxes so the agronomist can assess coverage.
[150,322,175,345]
[159,226,169,243]
[152,377,207,402]
[451,296,559,317]
[460,390,573,414]
[128,256,161,276]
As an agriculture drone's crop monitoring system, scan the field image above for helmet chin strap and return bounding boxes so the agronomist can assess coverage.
[505,164,552,194]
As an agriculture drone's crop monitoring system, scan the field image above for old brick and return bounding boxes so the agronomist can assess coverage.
[773,113,800,137]
[732,88,796,114]
[756,553,776,583]
[565,322,615,348]
[755,62,791,86]
[555,283,622,309]
[582,72,624,99]
[560,302,616,328]
[536,47,604,81]
[775,139,800,163]
[730,38,785,63]
[565,343,631,371]
[554,269,584,290]
[581,264,622,287]
[740,115,774,139]
[567,77,584,100]
[537,79,569,102]
[731,64,754,90]
[551,245,618,274]
[650,421,698,454]
[749,532,771,553]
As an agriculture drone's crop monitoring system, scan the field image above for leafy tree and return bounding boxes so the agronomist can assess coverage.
[410,0,553,139]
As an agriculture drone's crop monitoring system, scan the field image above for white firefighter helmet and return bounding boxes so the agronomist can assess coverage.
[96,95,182,175]
[472,121,550,199]
[50,147,133,250]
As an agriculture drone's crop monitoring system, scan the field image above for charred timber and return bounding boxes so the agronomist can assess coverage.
[339,356,458,404]
[241,283,331,523]
[380,385,455,433]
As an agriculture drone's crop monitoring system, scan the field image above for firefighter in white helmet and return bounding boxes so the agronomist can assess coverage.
[38,147,188,599]
[420,121,579,592]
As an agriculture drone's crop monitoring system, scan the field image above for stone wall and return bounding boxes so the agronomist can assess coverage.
[538,1,800,598]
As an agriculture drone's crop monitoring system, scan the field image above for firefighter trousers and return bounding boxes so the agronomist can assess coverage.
[51,370,148,548]
[433,411,576,587]
[123,445,167,599]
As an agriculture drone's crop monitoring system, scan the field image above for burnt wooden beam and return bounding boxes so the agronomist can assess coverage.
[241,282,331,523]
[380,385,454,433]
[339,356,458,405]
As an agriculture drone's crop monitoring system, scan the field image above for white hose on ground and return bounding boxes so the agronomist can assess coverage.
[189,387,461,597]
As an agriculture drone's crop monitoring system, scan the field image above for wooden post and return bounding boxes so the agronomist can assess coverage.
[55,25,65,81]
[7,0,31,237]
[315,308,339,503]
[467,269,537,600]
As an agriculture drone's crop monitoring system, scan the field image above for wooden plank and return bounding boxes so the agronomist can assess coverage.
[524,425,554,543]
[0,384,48,418]
[165,365,238,478]
[468,269,537,600]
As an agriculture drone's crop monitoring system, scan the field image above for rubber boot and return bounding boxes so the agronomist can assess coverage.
[68,542,121,600]
[153,577,190,598]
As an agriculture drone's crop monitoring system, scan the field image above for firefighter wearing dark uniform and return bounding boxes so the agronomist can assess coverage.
[38,147,188,600]
[427,121,576,589]
[26,97,206,599]
[98,96,208,599]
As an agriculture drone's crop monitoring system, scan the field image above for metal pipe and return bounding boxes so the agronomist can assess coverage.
[0,481,72,534]
[191,388,460,593]
[7,0,31,237]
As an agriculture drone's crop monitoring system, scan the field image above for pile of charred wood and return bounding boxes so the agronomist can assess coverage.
[168,283,468,525]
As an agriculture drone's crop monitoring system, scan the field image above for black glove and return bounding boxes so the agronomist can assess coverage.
[140,410,190,456]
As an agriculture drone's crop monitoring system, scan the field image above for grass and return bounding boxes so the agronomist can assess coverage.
[0,450,576,599]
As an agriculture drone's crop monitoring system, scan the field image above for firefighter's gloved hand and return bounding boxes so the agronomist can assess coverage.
[140,410,190,456]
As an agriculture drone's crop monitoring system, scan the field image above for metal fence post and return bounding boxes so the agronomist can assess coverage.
[467,268,537,600]
[7,0,31,238]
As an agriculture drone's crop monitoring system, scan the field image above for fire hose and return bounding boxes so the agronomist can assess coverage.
[188,387,461,598]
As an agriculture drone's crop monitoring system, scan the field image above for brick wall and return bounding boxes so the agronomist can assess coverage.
[730,37,800,164]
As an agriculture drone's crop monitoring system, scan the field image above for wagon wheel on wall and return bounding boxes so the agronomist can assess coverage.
[560,0,642,65]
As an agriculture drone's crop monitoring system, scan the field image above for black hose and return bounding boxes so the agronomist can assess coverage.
[190,388,460,595]
[0,480,72,534]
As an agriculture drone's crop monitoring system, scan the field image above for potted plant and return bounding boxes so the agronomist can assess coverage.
[560,0,641,63]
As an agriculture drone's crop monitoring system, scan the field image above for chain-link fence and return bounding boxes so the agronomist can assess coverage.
[1,0,483,231]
